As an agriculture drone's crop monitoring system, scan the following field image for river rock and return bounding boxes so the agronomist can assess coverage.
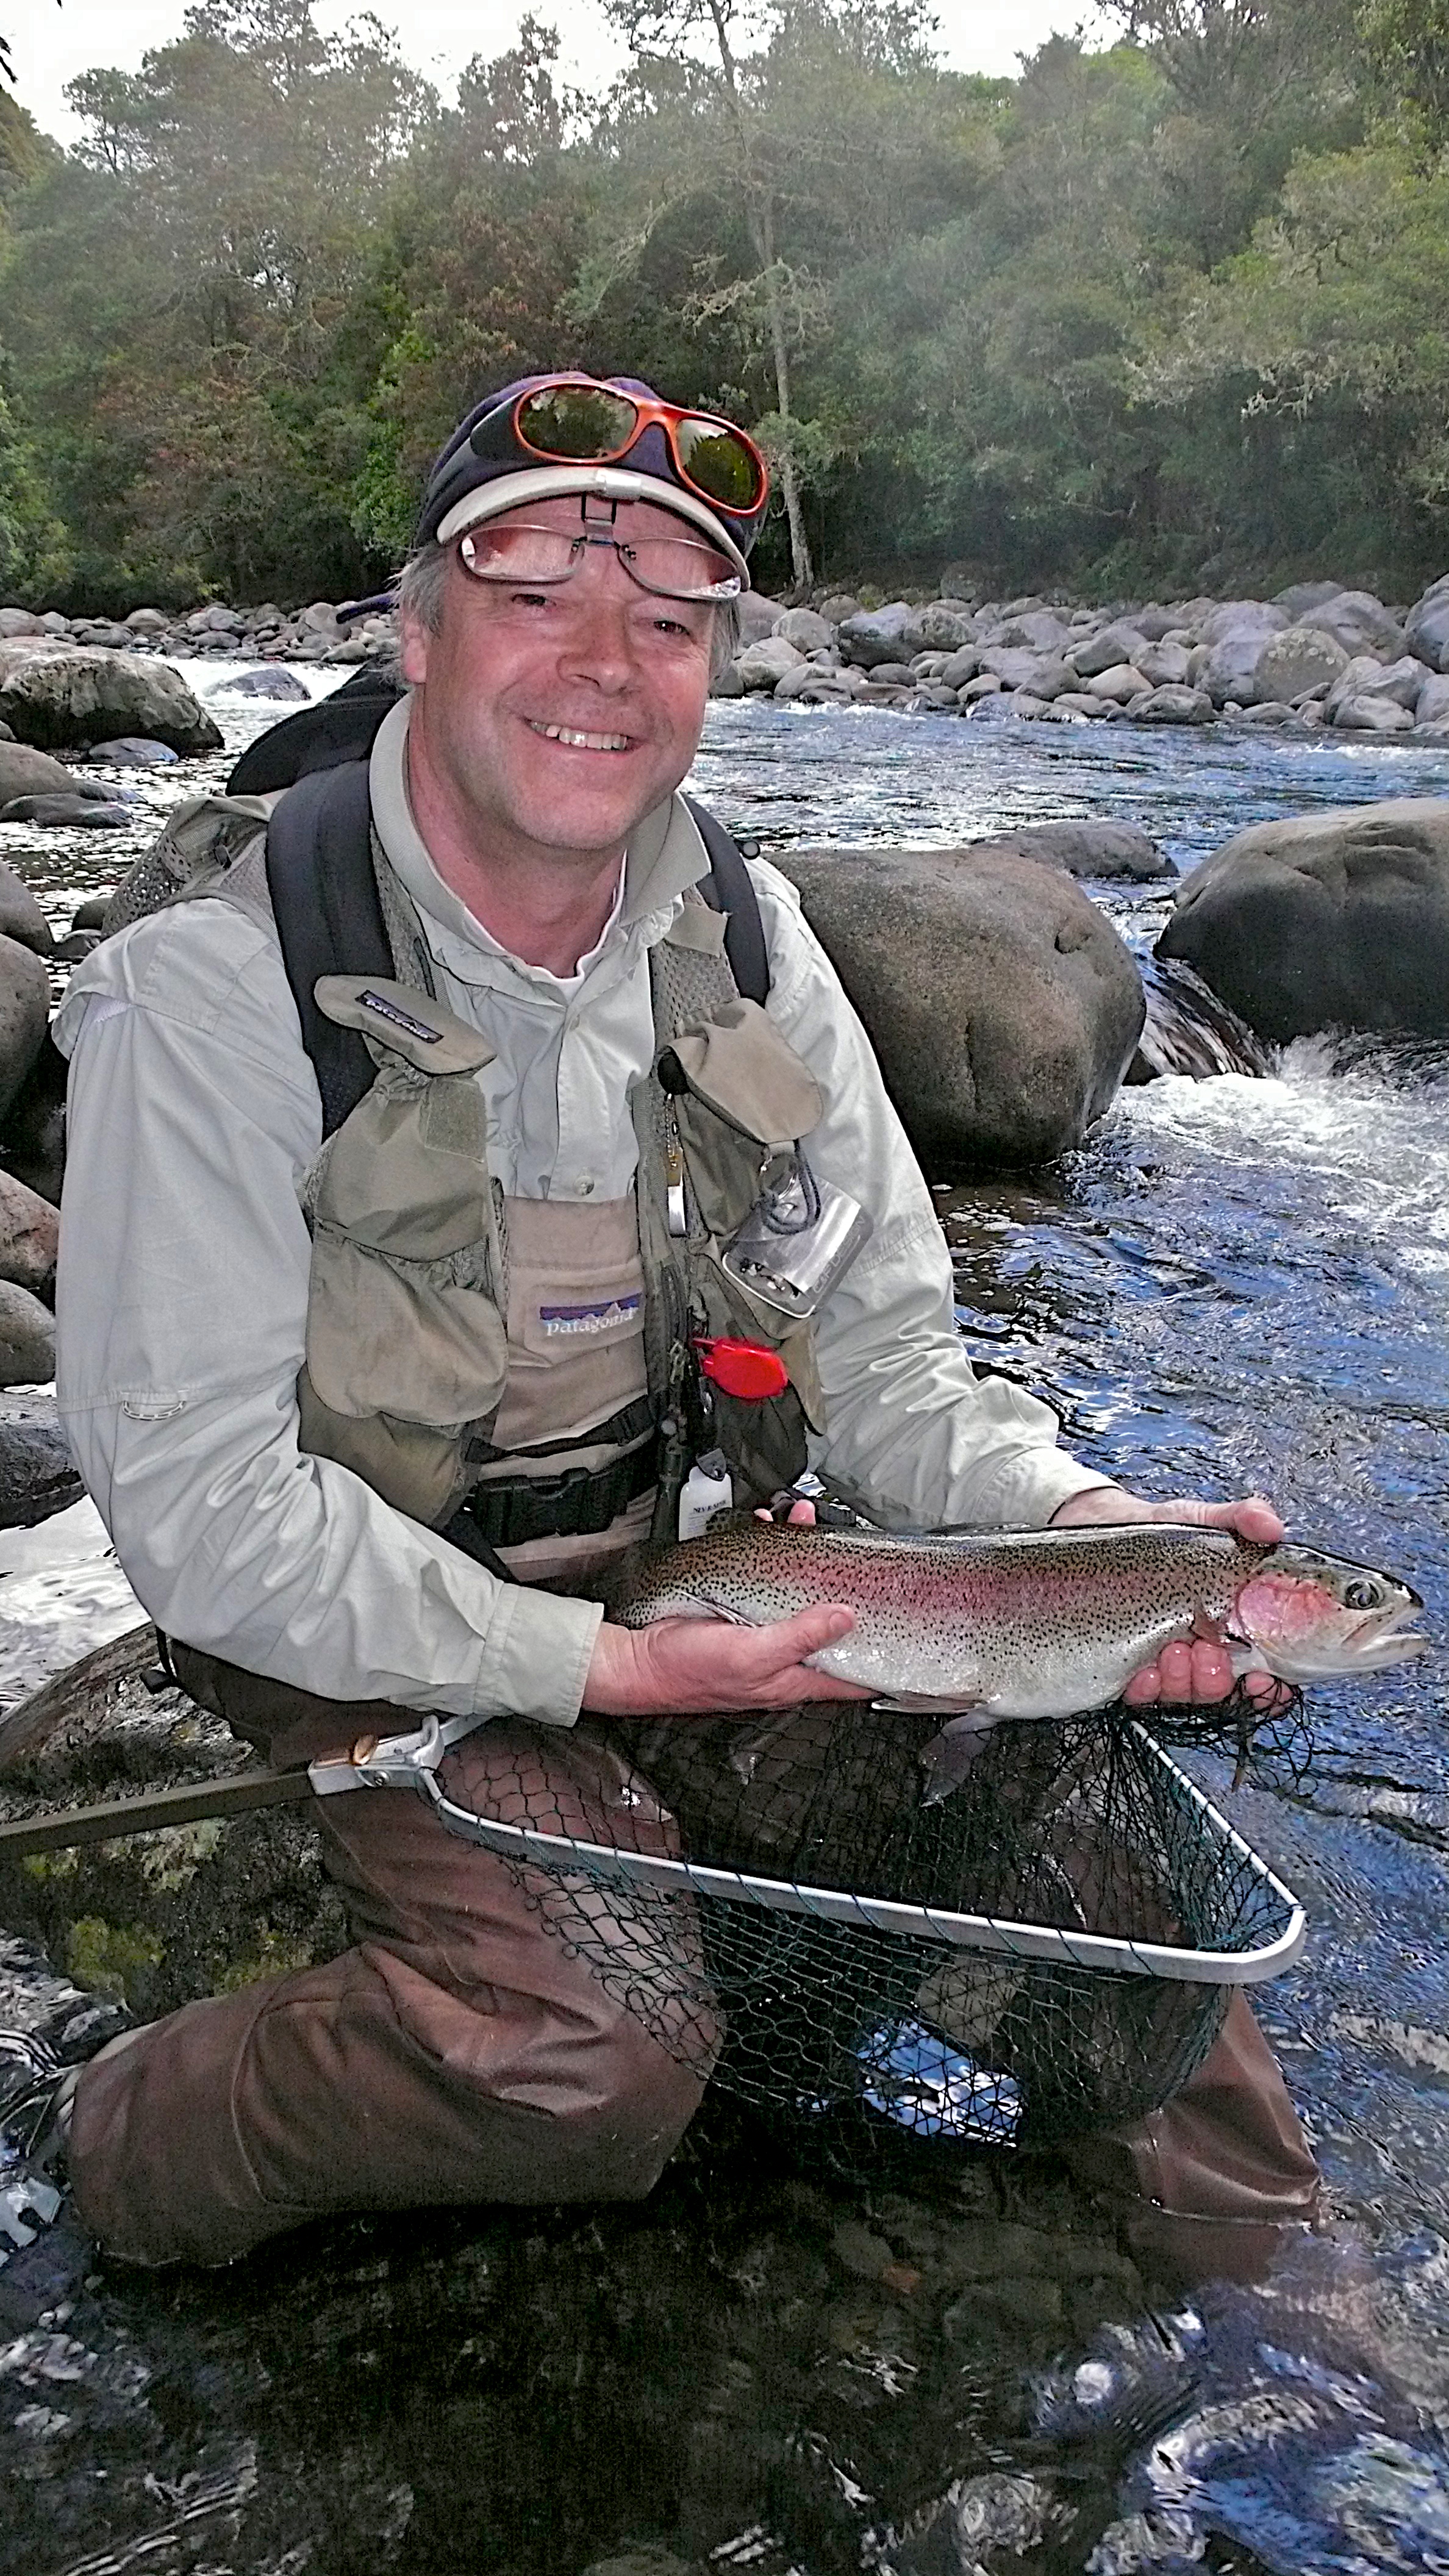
[1404,574,1449,672]
[837,603,921,667]
[0,1276,55,1383]
[207,667,311,703]
[1273,579,1347,621]
[915,601,979,651]
[0,1165,58,1295]
[1156,795,1449,1040]
[982,610,1072,653]
[1414,671,1449,724]
[978,649,1071,698]
[1070,621,1148,679]
[1253,624,1350,704]
[123,607,169,634]
[1199,600,1289,646]
[970,820,1173,881]
[0,743,107,807]
[1300,589,1405,660]
[1329,653,1429,717]
[0,863,52,958]
[0,610,46,639]
[734,635,806,691]
[1087,662,1151,706]
[76,736,179,765]
[734,591,782,648]
[0,937,51,1121]
[0,1394,82,1528]
[775,846,1145,1167]
[1192,631,1274,706]
[0,794,134,827]
[187,602,245,635]
[0,1031,66,1202]
[1136,641,1192,687]
[1131,685,1215,725]
[771,607,834,654]
[0,645,223,756]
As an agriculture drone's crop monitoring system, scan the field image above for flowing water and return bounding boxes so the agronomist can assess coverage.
[0,675,1447,2574]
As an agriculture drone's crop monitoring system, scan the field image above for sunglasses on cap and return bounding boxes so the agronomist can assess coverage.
[495,379,768,518]
[457,519,743,603]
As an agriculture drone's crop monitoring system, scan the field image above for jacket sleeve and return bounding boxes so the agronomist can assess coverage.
[53,903,603,1725]
[748,862,1114,1531]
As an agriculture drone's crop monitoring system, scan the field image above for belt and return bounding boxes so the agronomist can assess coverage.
[461,1436,657,1551]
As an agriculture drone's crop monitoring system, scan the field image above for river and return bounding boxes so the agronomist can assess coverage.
[0,672,1445,2576]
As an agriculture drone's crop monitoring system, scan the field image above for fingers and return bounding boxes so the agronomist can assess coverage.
[1051,1488,1286,1544]
[1124,1636,1236,1705]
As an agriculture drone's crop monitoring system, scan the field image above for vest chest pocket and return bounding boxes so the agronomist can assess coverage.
[304,1051,509,1431]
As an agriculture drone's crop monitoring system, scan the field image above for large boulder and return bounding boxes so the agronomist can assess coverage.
[1197,601,1288,647]
[980,609,1071,653]
[0,861,52,958]
[734,635,806,692]
[976,648,1071,698]
[0,644,223,755]
[1156,796,1449,1040]
[0,1392,82,1529]
[774,846,1145,1168]
[771,607,834,654]
[1404,574,1449,673]
[968,821,1173,882]
[1069,621,1148,679]
[736,592,785,648]
[0,609,47,639]
[0,1165,59,1295]
[837,603,921,668]
[1325,654,1427,722]
[1,793,134,826]
[1131,685,1214,725]
[1300,590,1404,660]
[0,1032,66,1204]
[914,601,979,651]
[1087,661,1151,706]
[1252,624,1350,704]
[1192,630,1274,706]
[0,742,109,807]
[206,665,310,703]
[0,936,51,1121]
[1136,640,1192,687]
[1272,579,1345,620]
[0,1276,55,1384]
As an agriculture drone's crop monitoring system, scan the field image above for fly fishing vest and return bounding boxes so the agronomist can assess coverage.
[126,740,831,1578]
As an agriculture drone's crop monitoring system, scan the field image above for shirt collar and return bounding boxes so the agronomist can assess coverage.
[368,692,711,982]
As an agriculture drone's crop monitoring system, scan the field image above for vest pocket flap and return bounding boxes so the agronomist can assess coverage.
[665,998,822,1147]
[307,1229,508,1428]
[317,1076,490,1260]
[315,976,496,1076]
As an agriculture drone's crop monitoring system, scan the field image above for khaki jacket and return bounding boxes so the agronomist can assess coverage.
[53,697,1107,1730]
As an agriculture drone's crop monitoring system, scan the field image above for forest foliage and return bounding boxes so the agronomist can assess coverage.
[3,0,1449,607]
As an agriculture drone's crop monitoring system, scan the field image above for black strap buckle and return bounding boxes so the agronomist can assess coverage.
[463,1439,657,1551]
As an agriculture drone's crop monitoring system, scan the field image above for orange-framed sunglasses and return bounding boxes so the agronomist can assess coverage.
[504,378,769,518]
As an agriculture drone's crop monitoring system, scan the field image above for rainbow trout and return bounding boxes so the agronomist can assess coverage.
[618,1518,1425,1792]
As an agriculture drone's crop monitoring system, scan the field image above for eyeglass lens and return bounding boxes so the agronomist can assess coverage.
[458,523,740,600]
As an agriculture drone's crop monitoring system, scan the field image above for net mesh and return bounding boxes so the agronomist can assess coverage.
[450,1692,1298,2172]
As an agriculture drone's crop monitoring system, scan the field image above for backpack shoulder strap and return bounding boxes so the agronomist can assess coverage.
[684,795,770,1005]
[265,762,390,1137]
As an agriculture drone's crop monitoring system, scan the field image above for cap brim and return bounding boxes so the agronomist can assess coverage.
[433,464,753,588]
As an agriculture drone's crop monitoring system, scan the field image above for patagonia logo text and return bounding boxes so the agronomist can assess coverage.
[360,990,444,1043]
[539,1295,643,1337]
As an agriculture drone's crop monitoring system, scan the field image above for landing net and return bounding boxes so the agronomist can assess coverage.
[449,1694,1303,2170]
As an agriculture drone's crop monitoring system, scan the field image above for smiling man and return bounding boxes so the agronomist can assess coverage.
[0,374,1318,2269]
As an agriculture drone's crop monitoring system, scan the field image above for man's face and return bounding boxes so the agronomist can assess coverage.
[399,492,718,866]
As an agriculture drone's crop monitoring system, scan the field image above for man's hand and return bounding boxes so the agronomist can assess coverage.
[583,1604,872,1716]
[1050,1484,1290,1710]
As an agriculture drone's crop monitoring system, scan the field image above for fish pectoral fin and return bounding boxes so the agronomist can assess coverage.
[870,1691,986,1716]
[917,1711,994,1806]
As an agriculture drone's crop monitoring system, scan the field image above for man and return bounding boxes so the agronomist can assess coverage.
[2,374,1316,2268]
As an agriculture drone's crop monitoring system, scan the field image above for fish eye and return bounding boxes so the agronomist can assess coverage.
[1343,1580,1379,1611]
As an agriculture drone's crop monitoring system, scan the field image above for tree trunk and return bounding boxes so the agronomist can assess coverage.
[748,194,814,590]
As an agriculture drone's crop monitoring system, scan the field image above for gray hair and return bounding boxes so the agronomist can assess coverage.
[398,538,741,675]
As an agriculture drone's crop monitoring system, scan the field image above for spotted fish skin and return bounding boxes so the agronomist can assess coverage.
[617,1517,1423,1721]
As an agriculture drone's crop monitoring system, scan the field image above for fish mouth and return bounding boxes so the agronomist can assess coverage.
[1263,1601,1429,1682]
